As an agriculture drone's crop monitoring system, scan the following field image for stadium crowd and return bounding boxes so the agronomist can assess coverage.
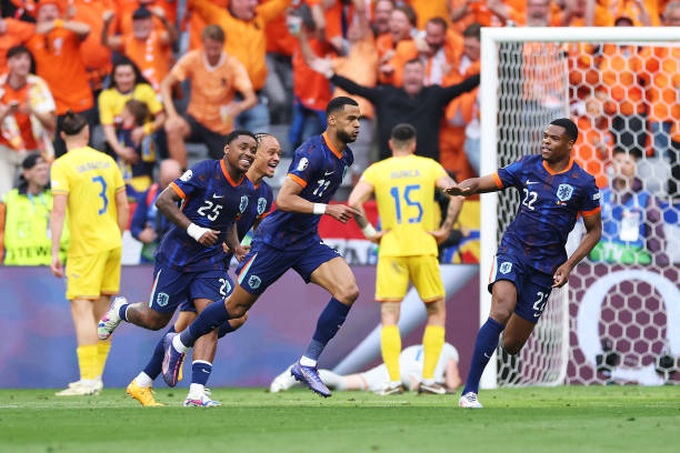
[1,0,680,268]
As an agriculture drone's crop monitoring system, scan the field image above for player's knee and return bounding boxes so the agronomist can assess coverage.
[337,282,359,305]
[501,339,523,356]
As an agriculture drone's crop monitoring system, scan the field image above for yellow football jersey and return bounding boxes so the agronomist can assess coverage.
[361,155,446,257]
[51,146,125,257]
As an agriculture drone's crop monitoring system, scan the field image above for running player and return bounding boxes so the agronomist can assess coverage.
[446,118,602,408]
[162,96,362,398]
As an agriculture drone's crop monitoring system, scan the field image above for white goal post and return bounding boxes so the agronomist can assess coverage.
[479,26,680,389]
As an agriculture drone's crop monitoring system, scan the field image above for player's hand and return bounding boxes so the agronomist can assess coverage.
[197,229,220,246]
[325,204,360,224]
[552,263,573,288]
[50,256,64,278]
[444,185,472,197]
[232,244,249,262]
[368,229,388,244]
[138,226,157,244]
[429,227,450,245]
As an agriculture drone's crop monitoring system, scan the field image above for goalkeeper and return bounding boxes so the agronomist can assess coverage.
[446,118,602,408]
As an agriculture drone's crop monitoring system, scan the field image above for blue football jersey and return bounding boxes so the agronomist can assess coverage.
[225,179,274,263]
[156,159,255,272]
[496,155,601,274]
[255,133,353,250]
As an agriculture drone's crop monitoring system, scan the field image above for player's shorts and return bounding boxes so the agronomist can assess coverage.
[489,252,554,323]
[178,270,235,314]
[149,264,231,314]
[65,247,122,300]
[236,240,342,295]
[375,255,444,302]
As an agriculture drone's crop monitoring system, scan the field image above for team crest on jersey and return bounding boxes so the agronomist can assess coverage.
[257,197,267,215]
[499,262,512,274]
[239,195,249,213]
[156,292,169,307]
[297,157,309,171]
[179,170,193,181]
[248,275,261,290]
[556,184,574,202]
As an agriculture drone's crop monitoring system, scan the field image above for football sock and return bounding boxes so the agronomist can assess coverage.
[380,324,401,382]
[318,370,345,390]
[95,340,111,378]
[143,326,175,380]
[217,319,237,338]
[422,325,445,381]
[179,302,230,348]
[77,344,98,381]
[135,372,154,388]
[118,303,130,322]
[191,360,212,386]
[303,297,350,362]
[463,317,504,395]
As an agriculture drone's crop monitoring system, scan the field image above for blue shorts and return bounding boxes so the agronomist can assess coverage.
[150,263,233,314]
[489,252,554,324]
[236,240,342,295]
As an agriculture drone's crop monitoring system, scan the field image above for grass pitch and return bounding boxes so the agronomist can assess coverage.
[1,386,678,453]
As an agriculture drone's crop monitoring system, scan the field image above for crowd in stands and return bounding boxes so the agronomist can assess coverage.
[1,0,679,267]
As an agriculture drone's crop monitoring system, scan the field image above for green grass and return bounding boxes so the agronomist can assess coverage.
[1,386,678,453]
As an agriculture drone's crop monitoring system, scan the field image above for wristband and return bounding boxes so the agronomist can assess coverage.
[143,123,155,136]
[186,222,208,242]
[313,203,327,215]
[361,224,378,239]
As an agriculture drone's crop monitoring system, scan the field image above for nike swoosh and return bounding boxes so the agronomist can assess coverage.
[526,180,539,185]
[213,194,225,199]
[324,171,335,176]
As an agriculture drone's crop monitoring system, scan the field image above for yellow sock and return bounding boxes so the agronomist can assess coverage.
[96,340,112,378]
[422,325,445,381]
[381,325,401,382]
[77,344,99,381]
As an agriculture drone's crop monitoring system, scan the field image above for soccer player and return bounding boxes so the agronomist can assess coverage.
[347,123,463,396]
[125,133,281,407]
[49,111,129,396]
[97,130,258,406]
[162,96,362,398]
[446,118,602,408]
[270,343,462,394]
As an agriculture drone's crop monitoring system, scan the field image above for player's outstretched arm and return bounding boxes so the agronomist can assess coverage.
[347,180,382,240]
[552,211,602,288]
[444,174,499,197]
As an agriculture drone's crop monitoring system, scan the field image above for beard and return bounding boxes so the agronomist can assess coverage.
[336,129,357,144]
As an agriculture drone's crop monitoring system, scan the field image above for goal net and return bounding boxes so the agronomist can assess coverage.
[479,27,680,389]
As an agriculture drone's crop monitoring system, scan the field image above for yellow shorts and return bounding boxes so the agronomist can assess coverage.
[375,255,444,303]
[65,247,122,300]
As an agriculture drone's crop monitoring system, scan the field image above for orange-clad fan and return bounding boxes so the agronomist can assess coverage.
[0,18,35,74]
[376,3,416,85]
[187,0,293,132]
[71,0,114,96]
[440,22,480,183]
[161,24,257,167]
[114,0,178,36]
[404,0,451,30]
[573,94,614,189]
[183,0,228,52]
[26,0,96,158]
[102,6,176,92]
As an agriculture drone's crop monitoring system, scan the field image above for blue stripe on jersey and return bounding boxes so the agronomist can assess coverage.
[155,159,255,272]
[497,155,601,274]
[255,134,354,250]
